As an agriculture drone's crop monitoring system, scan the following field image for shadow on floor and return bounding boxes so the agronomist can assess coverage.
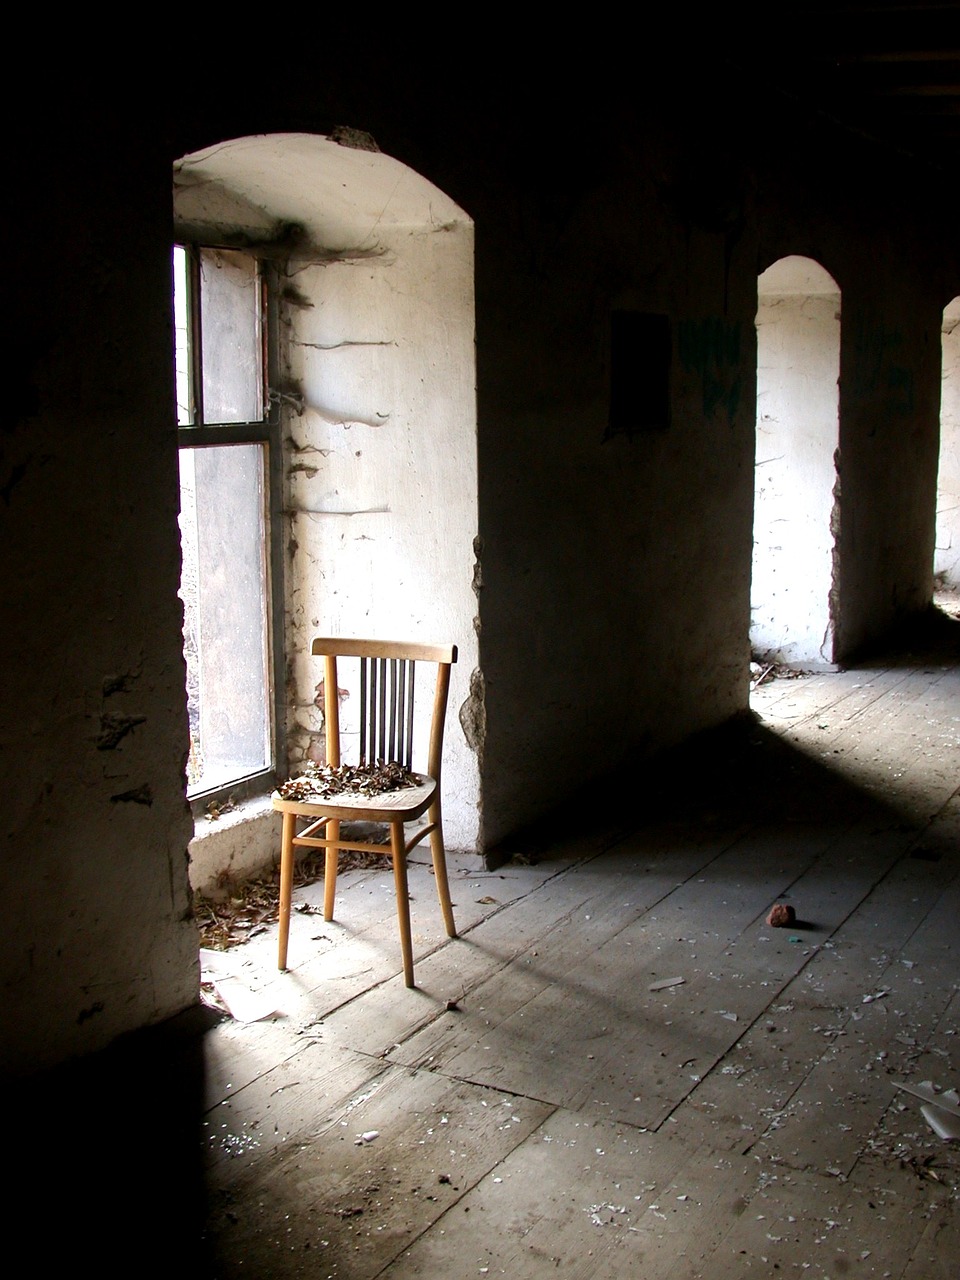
[11,1003,223,1275]
[12,610,960,1274]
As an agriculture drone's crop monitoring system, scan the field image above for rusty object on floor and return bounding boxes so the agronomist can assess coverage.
[767,902,796,927]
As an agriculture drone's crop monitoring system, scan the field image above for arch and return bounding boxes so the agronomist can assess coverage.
[174,133,480,857]
[752,254,841,667]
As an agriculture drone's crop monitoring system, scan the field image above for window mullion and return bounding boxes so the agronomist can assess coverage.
[178,422,271,449]
[188,246,204,426]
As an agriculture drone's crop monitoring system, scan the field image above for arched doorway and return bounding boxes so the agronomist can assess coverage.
[752,255,841,667]
[935,296,960,595]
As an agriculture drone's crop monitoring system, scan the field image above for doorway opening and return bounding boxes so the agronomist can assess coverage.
[752,255,841,668]
[935,296,960,605]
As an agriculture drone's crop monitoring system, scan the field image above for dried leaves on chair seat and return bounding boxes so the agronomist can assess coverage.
[277,760,422,802]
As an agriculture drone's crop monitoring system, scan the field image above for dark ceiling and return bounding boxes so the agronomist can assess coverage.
[734,3,960,176]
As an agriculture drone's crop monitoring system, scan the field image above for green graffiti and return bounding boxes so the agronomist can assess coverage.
[886,364,915,414]
[851,321,916,416]
[678,318,743,422]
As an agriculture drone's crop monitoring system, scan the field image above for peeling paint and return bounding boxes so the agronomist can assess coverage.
[295,339,396,351]
[330,125,380,153]
[305,734,327,765]
[287,441,334,458]
[314,679,348,710]
[76,1001,105,1025]
[101,663,143,697]
[270,386,305,415]
[304,406,392,430]
[96,714,146,750]
[281,284,314,310]
[110,785,153,805]
[296,505,390,518]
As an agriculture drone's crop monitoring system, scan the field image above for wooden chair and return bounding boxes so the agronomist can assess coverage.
[272,639,458,987]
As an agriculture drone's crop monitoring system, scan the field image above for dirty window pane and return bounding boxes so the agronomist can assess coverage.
[179,443,271,794]
[173,246,193,426]
[198,247,263,424]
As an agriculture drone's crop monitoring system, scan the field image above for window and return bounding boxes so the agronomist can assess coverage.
[173,244,285,805]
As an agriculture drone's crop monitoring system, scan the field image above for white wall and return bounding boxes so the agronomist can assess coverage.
[752,256,841,665]
[284,225,479,850]
[935,297,960,586]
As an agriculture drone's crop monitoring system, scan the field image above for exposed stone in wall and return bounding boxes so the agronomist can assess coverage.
[459,668,486,757]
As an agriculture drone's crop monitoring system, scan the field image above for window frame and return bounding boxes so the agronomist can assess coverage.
[174,241,287,815]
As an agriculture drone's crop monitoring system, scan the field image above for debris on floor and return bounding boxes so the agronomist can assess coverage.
[750,661,810,691]
[193,846,392,951]
[894,1079,960,1140]
[862,987,890,1003]
[194,878,281,951]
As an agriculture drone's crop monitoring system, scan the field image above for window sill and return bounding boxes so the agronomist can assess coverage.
[188,793,279,899]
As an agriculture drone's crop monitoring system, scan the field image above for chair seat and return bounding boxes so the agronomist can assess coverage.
[271,775,437,825]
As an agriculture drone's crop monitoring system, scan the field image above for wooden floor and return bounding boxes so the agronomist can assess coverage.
[18,613,960,1278]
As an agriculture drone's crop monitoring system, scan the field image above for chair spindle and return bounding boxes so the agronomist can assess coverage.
[404,662,415,768]
[356,655,419,766]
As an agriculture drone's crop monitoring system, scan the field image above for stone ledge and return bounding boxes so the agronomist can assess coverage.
[188,794,279,899]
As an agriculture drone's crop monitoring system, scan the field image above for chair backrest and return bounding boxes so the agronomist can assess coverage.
[311,638,458,779]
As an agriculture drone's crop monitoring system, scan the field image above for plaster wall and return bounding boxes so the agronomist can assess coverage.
[283,229,479,849]
[935,297,960,586]
[2,126,199,1075]
[752,261,841,665]
[834,268,943,657]
[472,131,758,846]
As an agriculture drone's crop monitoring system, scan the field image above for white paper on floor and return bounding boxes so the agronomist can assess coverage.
[200,948,279,1023]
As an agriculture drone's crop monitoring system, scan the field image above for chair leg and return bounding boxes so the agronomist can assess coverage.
[390,821,415,987]
[429,803,457,938]
[323,818,340,921]
[278,811,296,970]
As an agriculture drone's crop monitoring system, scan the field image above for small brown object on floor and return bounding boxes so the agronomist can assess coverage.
[767,903,796,927]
